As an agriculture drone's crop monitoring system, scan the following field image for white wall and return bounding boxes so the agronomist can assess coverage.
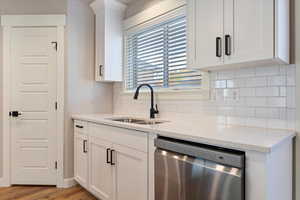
[65,0,113,178]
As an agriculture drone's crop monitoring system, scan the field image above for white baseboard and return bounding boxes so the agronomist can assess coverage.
[0,178,10,187]
[60,178,77,188]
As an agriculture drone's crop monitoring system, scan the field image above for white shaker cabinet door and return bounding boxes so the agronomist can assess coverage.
[187,0,224,69]
[89,136,113,200]
[223,0,274,64]
[74,132,89,189]
[112,144,148,200]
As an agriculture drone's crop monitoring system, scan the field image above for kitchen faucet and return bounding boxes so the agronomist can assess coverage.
[133,84,159,119]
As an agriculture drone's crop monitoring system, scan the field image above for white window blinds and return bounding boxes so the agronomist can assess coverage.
[125,15,202,91]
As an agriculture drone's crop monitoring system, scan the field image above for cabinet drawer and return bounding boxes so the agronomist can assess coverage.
[74,120,88,134]
[89,123,148,153]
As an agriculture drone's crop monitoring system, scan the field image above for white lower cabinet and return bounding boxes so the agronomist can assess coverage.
[113,144,148,200]
[89,136,113,200]
[74,132,89,189]
[74,121,148,200]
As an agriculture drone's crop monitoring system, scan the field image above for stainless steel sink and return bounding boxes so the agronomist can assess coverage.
[107,117,167,125]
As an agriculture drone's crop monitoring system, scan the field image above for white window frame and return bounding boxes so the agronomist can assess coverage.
[122,3,209,98]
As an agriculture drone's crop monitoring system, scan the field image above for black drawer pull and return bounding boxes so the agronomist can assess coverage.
[225,34,232,56]
[106,148,111,164]
[76,125,84,129]
[83,140,88,153]
[110,149,115,166]
[216,37,222,57]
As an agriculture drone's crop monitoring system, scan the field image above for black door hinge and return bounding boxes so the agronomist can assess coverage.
[55,102,58,110]
[52,42,58,51]
[55,161,58,170]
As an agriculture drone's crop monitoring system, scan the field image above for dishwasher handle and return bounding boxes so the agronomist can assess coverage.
[155,137,244,169]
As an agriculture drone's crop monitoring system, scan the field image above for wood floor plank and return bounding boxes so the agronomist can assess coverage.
[0,185,97,200]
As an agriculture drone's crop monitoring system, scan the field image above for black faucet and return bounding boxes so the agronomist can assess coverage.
[133,84,159,119]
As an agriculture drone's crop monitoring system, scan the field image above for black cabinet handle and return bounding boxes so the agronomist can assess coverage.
[106,148,111,164]
[83,140,88,153]
[76,125,84,129]
[99,65,103,76]
[110,149,115,165]
[225,35,232,56]
[216,37,222,57]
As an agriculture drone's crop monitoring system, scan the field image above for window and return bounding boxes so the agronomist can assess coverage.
[124,15,202,91]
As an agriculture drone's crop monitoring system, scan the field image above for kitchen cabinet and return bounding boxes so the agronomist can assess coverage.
[90,0,126,82]
[187,0,290,70]
[74,121,148,200]
[113,144,148,200]
[89,136,113,200]
[74,122,89,189]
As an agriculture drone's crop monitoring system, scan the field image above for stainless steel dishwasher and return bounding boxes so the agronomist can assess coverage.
[155,137,245,200]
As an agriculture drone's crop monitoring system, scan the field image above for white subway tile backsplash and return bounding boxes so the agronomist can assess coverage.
[237,67,256,77]
[246,97,267,107]
[255,87,279,97]
[255,108,279,119]
[114,64,296,130]
[267,119,288,129]
[226,80,235,88]
[240,88,255,97]
[286,87,296,108]
[255,65,280,76]
[267,97,286,107]
[245,77,267,87]
[236,107,255,117]
[279,87,287,97]
[267,76,286,86]
[217,70,235,79]
[215,80,227,89]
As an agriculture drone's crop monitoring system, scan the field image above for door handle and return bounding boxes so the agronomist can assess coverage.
[9,111,22,117]
[110,149,115,166]
[106,148,111,164]
[83,140,88,153]
[75,125,84,129]
[225,35,232,56]
[216,37,222,57]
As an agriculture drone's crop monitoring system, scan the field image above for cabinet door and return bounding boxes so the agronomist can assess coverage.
[112,144,148,200]
[224,0,274,64]
[89,136,113,200]
[74,132,89,189]
[187,0,224,69]
[94,0,105,81]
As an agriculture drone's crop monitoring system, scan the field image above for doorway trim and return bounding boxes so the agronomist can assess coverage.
[1,15,66,187]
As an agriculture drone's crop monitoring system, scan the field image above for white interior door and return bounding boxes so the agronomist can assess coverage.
[10,27,58,185]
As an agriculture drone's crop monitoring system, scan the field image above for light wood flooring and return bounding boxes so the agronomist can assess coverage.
[0,185,97,200]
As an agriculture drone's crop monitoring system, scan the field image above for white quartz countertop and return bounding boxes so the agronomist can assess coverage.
[72,114,296,153]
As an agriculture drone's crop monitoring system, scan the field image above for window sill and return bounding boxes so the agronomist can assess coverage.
[122,87,210,101]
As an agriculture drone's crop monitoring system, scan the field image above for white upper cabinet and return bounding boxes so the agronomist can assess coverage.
[90,0,126,82]
[187,0,290,70]
[187,0,224,68]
